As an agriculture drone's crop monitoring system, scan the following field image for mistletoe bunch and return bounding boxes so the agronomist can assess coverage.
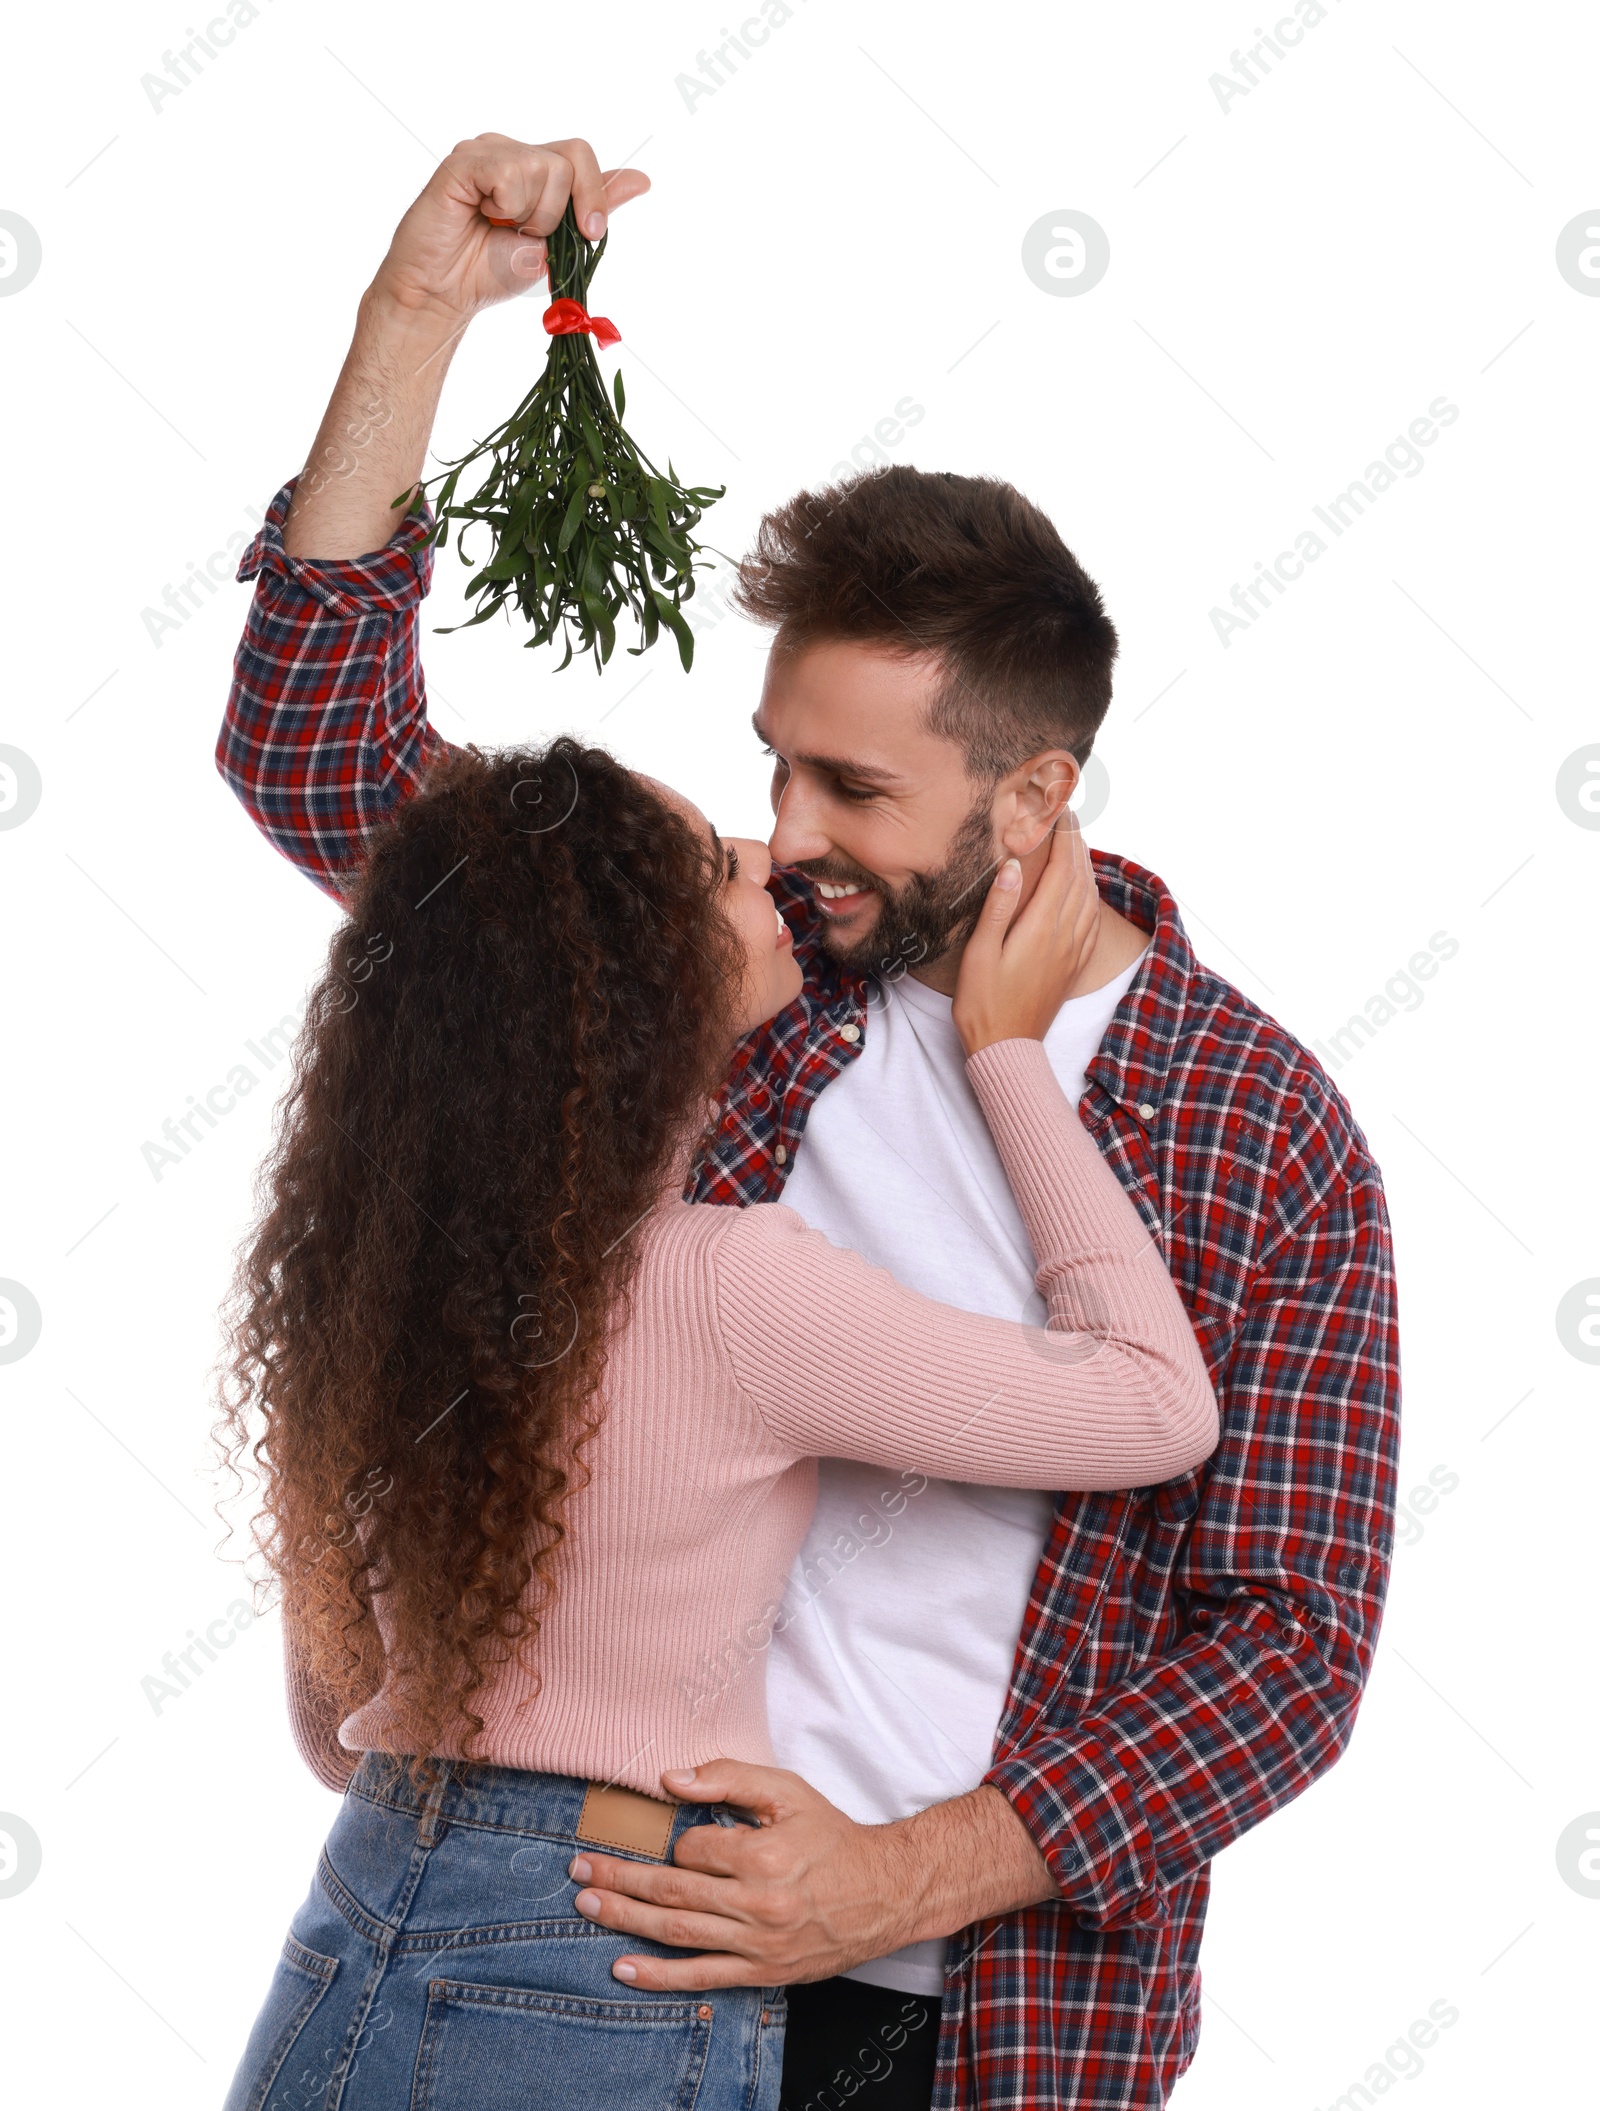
[408,203,725,673]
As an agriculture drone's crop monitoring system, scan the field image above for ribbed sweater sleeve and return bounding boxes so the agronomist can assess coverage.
[711,1037,1219,1489]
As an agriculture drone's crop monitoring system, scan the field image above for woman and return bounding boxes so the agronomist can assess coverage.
[218,738,1218,2111]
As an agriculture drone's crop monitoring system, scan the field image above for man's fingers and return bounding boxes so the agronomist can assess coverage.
[612,1950,765,1992]
[566,1849,735,1911]
[669,1822,764,1879]
[600,166,653,212]
[383,134,652,327]
[572,1881,737,1955]
[441,136,564,236]
[447,134,636,242]
[659,1758,801,1819]
[543,134,610,239]
[523,151,578,239]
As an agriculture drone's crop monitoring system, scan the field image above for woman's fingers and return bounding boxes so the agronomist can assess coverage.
[966,856,1022,962]
[951,860,1022,1052]
[985,810,1099,986]
[1048,801,1086,886]
[999,810,1079,944]
[1017,805,1079,932]
[986,856,1024,920]
[1069,816,1099,922]
[953,801,1101,1054]
[1059,809,1102,977]
[1040,808,1097,944]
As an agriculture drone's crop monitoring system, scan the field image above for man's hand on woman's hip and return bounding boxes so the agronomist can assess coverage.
[566,1760,1059,1991]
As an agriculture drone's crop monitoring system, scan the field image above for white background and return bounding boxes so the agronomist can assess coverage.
[2,1,1596,2103]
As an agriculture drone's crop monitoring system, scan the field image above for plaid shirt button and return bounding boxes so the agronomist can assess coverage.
[774,1145,787,1164]
[1139,1101,1157,1118]
[839,1023,861,1042]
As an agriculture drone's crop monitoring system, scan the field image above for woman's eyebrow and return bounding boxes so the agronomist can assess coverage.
[708,824,729,871]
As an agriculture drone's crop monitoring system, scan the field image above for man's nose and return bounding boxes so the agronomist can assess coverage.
[767,776,833,867]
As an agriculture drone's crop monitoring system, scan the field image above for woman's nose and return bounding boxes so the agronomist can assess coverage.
[731,834,772,885]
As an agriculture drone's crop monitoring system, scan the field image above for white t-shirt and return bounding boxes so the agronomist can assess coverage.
[768,950,1149,1995]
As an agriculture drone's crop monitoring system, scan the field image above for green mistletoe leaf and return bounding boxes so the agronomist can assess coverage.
[417,202,723,675]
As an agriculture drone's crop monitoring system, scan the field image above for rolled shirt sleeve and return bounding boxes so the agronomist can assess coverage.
[216,475,450,898]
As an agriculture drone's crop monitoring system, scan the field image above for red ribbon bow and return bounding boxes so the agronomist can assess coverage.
[542,296,621,349]
[480,220,623,347]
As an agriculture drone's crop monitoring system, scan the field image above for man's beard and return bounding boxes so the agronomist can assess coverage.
[799,796,998,981]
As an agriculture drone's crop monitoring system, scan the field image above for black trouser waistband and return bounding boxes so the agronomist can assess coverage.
[780,1974,941,2111]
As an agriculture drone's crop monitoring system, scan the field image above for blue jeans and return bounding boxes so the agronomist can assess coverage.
[223,1754,787,2110]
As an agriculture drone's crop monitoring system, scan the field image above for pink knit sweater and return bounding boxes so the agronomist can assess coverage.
[288,1040,1218,1795]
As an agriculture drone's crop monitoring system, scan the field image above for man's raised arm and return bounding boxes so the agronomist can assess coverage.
[216,131,650,896]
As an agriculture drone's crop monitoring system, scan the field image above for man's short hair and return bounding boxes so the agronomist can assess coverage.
[732,464,1119,779]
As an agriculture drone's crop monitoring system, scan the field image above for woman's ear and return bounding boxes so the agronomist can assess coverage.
[996,752,1080,859]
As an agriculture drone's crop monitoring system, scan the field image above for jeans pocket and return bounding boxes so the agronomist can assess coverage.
[222,1934,340,2111]
[411,1978,715,2111]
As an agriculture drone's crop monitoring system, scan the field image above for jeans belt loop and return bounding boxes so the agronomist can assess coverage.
[415,1764,451,1849]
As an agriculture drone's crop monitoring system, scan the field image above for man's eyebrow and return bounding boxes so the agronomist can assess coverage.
[749,716,906,787]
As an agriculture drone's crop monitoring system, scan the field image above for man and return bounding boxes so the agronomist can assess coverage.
[218,133,1400,2109]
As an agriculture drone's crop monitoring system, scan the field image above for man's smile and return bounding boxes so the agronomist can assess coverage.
[811,879,877,918]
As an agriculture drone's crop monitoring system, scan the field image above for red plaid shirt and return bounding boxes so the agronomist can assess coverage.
[220,480,1401,2109]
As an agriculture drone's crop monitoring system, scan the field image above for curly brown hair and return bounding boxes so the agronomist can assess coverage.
[216,738,742,1771]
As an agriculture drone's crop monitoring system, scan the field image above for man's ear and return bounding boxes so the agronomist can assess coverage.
[995,751,1080,859]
